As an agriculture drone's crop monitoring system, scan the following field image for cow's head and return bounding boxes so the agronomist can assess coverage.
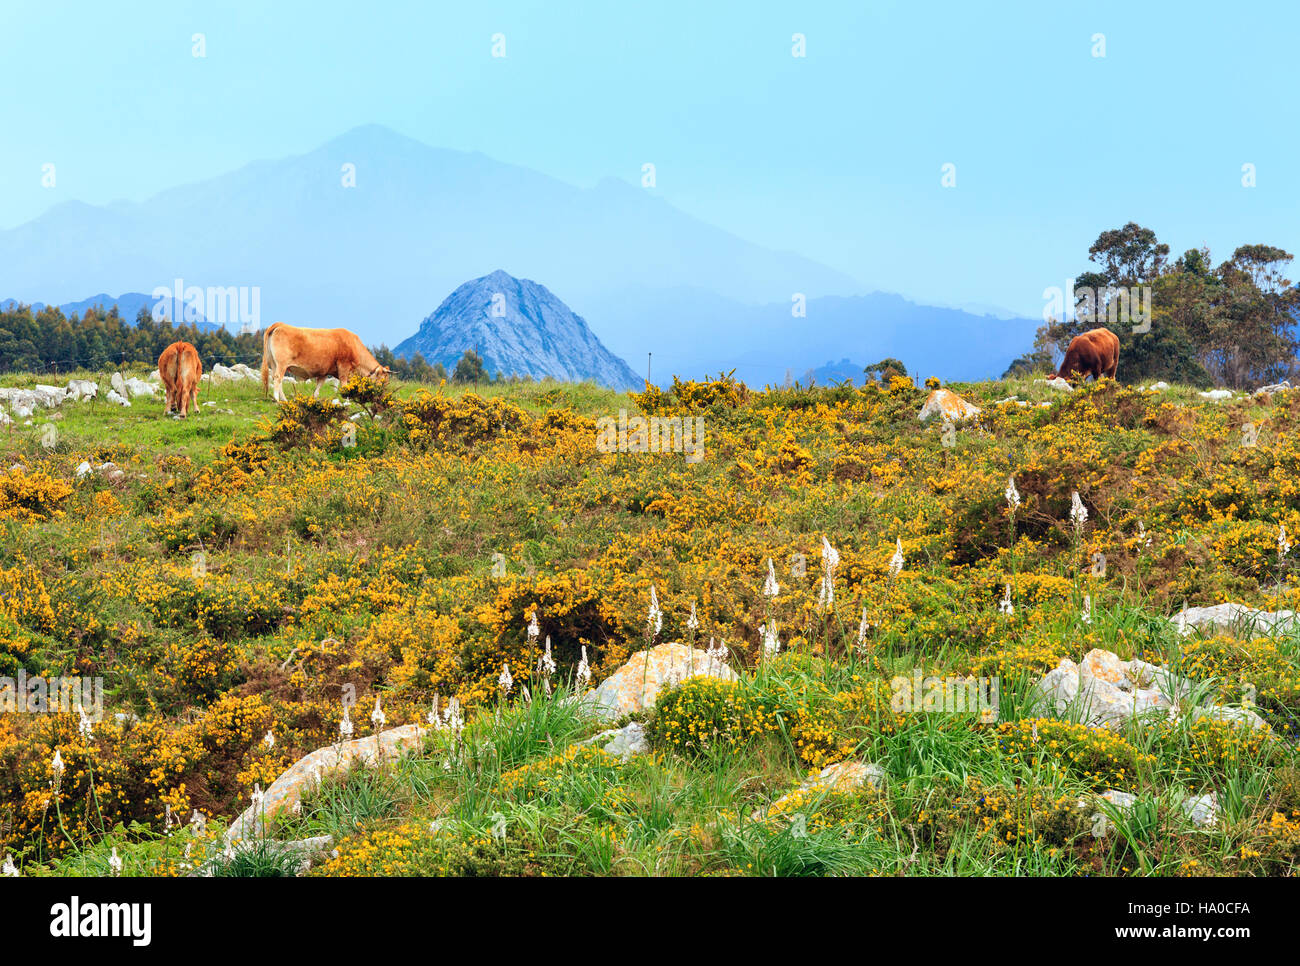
[372,365,392,384]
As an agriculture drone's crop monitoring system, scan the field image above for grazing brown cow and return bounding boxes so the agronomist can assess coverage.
[1052,327,1120,383]
[158,341,203,417]
[260,322,391,402]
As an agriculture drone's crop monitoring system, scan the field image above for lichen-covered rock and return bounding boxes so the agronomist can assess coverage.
[581,721,650,760]
[1039,376,1074,391]
[1190,705,1267,730]
[1171,602,1299,637]
[226,723,425,842]
[917,388,980,422]
[1087,788,1218,837]
[1035,649,1257,731]
[1181,792,1218,827]
[754,761,886,821]
[65,379,98,401]
[1081,648,1127,685]
[585,641,737,721]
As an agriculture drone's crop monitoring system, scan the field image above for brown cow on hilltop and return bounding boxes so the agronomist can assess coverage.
[1052,327,1120,383]
[158,341,203,417]
[260,323,391,403]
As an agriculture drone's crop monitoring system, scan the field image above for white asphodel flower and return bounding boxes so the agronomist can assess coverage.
[108,847,122,877]
[999,583,1014,616]
[2,855,17,877]
[499,662,514,694]
[78,708,93,740]
[647,585,663,636]
[1005,477,1021,512]
[1070,491,1088,531]
[190,810,207,835]
[444,697,464,735]
[51,748,65,782]
[686,601,699,632]
[1280,522,1291,558]
[527,610,540,643]
[857,607,870,646]
[762,558,780,598]
[263,730,275,750]
[821,536,841,574]
[706,637,729,670]
[539,636,557,677]
[1137,520,1152,550]
[760,622,781,658]
[428,695,442,728]
[339,705,354,740]
[889,539,904,579]
[576,645,591,690]
[1081,594,1093,625]
[371,695,386,729]
[250,783,265,811]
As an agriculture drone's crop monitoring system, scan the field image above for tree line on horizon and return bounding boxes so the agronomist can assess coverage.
[1004,222,1300,388]
[0,302,499,385]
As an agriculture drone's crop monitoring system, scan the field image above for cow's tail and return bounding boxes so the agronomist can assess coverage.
[260,323,281,396]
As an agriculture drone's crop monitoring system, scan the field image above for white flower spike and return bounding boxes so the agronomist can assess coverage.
[1070,491,1088,531]
[647,585,663,636]
[999,583,1014,616]
[762,558,780,598]
[576,645,591,689]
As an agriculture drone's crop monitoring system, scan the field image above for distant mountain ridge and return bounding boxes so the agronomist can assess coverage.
[394,271,641,389]
[0,292,217,331]
[0,124,1042,382]
[583,287,1041,387]
[0,125,856,352]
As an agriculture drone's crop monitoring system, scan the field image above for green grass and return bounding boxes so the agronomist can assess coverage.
[3,369,1300,877]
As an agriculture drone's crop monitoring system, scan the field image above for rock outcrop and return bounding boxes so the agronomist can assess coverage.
[585,641,738,722]
[1035,648,1265,731]
[754,761,886,821]
[226,723,426,843]
[917,388,981,422]
[1171,602,1299,637]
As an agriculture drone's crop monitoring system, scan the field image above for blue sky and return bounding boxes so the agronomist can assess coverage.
[2,0,1296,316]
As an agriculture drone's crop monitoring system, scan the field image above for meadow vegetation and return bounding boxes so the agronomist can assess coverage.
[1,368,1298,876]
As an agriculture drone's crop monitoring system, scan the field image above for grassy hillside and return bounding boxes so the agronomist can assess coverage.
[1,369,1298,877]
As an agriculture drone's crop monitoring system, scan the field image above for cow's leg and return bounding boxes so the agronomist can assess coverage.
[313,378,324,398]
[273,364,288,403]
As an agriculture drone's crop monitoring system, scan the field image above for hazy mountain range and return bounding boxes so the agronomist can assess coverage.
[0,124,1040,385]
